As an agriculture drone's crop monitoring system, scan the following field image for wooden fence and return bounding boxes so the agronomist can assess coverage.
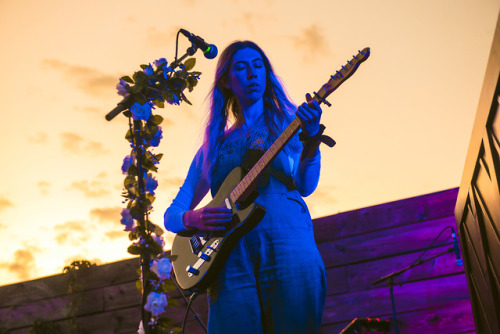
[0,187,473,333]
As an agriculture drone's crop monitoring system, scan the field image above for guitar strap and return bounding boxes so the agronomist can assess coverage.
[241,131,296,192]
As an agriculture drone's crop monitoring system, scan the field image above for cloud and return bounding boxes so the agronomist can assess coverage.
[104,230,126,240]
[0,197,14,213]
[42,59,117,99]
[75,106,101,114]
[28,132,48,144]
[37,181,51,195]
[96,171,108,178]
[232,12,266,34]
[291,24,332,61]
[60,132,109,155]
[69,179,111,198]
[0,249,37,280]
[306,187,338,218]
[159,176,184,190]
[53,220,90,246]
[146,26,179,47]
[90,206,121,224]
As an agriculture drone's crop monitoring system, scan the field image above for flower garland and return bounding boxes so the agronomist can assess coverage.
[116,57,201,331]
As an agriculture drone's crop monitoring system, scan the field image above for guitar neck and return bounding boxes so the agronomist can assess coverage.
[228,47,370,204]
[229,117,301,204]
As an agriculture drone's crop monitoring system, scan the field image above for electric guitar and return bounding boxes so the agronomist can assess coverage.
[171,47,371,292]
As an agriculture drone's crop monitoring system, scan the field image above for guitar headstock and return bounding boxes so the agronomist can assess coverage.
[307,47,370,106]
[329,47,370,86]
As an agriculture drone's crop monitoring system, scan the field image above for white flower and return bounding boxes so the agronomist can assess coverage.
[130,102,152,121]
[154,58,167,68]
[120,208,134,231]
[144,292,168,316]
[153,235,165,248]
[116,78,130,97]
[150,126,163,147]
[143,64,154,76]
[145,174,158,195]
[137,321,145,334]
[121,155,134,174]
[150,258,172,280]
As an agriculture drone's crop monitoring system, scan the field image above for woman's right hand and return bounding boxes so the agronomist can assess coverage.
[183,206,233,231]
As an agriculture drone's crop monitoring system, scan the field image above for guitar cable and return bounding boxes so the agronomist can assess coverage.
[170,272,207,333]
[181,290,201,334]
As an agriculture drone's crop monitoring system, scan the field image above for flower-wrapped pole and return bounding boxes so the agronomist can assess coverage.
[114,56,201,333]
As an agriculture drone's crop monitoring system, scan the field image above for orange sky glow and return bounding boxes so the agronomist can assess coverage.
[0,0,499,286]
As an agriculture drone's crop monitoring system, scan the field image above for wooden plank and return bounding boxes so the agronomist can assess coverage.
[0,257,141,308]
[322,274,471,325]
[318,216,457,268]
[314,188,458,243]
[103,281,142,311]
[327,266,349,295]
[0,274,71,308]
[0,288,104,329]
[321,299,474,334]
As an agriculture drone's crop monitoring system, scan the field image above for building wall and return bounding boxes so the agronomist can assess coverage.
[0,188,473,333]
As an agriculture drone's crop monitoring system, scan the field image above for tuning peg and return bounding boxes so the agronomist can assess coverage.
[353,55,358,60]
[348,60,353,65]
[342,65,347,70]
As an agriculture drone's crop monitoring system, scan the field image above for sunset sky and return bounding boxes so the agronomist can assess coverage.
[0,0,499,287]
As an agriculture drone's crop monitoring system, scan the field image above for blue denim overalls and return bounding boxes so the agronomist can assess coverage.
[206,122,327,334]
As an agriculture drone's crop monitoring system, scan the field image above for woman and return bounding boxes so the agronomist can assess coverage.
[164,41,327,334]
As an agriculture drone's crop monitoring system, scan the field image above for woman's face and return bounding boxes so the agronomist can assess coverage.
[226,47,267,108]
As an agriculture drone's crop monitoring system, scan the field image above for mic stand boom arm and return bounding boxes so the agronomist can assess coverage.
[371,245,455,334]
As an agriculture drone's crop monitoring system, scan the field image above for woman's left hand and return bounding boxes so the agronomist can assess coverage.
[296,98,322,137]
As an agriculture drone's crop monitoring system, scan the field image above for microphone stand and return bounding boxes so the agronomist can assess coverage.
[372,246,455,334]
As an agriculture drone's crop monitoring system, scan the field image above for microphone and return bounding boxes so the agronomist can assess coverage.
[179,29,218,59]
[451,228,463,266]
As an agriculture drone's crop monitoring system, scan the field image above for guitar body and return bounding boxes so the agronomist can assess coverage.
[171,166,266,292]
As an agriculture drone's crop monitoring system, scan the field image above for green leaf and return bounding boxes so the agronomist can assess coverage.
[125,129,133,141]
[146,193,156,205]
[161,279,176,292]
[127,164,138,176]
[127,245,141,255]
[129,84,141,95]
[135,279,143,293]
[155,153,164,162]
[128,230,139,241]
[121,76,134,84]
[184,58,196,71]
[182,93,192,105]
[124,175,137,190]
[133,70,148,83]
[140,64,148,70]
[168,297,179,307]
[150,114,164,126]
[156,100,165,109]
